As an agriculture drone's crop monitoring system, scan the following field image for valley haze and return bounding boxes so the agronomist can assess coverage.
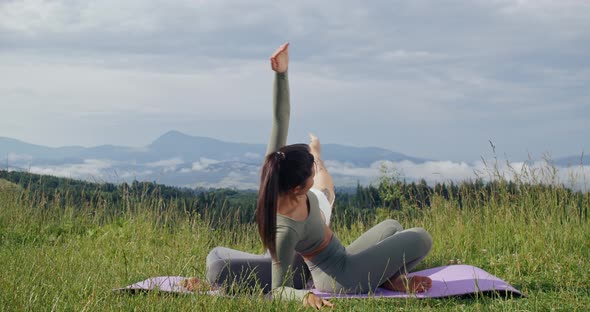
[2,131,588,190]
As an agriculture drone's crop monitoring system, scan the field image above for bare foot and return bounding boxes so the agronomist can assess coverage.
[383,275,432,293]
[270,42,289,73]
[308,133,322,158]
[180,277,211,292]
[308,133,336,205]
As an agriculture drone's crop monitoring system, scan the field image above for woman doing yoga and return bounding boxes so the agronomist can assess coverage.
[202,43,332,294]
[258,43,433,309]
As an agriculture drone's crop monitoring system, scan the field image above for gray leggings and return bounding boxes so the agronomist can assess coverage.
[206,248,308,293]
[310,219,432,293]
[206,220,432,293]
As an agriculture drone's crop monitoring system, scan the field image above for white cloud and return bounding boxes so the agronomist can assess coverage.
[14,155,589,191]
[327,159,590,191]
[145,157,184,172]
[28,159,113,179]
[472,160,590,190]
[325,160,380,178]
[381,160,479,183]
[189,170,259,189]
[191,158,220,171]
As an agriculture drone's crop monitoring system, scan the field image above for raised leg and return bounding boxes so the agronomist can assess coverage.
[345,219,404,255]
[348,227,432,292]
[309,134,335,205]
[314,227,432,293]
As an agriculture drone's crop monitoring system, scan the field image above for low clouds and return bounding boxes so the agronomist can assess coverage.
[326,159,590,190]
[145,157,183,168]
[28,159,114,180]
[381,160,477,183]
[16,156,589,191]
[145,157,184,173]
[191,158,220,171]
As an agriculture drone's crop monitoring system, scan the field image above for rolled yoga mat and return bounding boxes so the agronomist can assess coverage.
[115,265,523,298]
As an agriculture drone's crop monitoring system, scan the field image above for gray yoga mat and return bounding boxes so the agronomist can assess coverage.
[115,265,523,298]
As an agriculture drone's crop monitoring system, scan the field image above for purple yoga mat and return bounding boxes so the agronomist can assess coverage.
[115,265,523,299]
[312,265,523,298]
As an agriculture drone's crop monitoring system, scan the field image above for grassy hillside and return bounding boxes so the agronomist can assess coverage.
[0,170,588,311]
[0,178,21,192]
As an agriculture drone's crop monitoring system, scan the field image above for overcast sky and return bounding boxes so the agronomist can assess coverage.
[1,0,589,162]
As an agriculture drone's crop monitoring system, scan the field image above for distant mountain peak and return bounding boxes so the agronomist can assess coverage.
[152,130,196,146]
[152,130,225,143]
[157,130,191,140]
[148,131,230,153]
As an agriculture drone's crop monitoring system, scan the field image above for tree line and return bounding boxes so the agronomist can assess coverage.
[1,169,587,226]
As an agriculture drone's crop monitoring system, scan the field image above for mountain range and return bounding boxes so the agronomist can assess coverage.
[1,131,587,189]
[0,131,428,188]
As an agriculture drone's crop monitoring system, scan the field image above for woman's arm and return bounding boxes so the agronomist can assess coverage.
[271,225,311,301]
[266,43,290,156]
[272,225,334,309]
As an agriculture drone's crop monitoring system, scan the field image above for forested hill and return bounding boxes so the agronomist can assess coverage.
[0,170,258,225]
[3,170,587,227]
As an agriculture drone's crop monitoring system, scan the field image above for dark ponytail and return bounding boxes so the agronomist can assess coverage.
[257,144,314,259]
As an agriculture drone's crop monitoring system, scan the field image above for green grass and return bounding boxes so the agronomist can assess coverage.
[0,173,589,311]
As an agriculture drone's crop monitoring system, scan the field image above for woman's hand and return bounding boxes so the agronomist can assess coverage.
[303,292,334,309]
[270,42,289,73]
